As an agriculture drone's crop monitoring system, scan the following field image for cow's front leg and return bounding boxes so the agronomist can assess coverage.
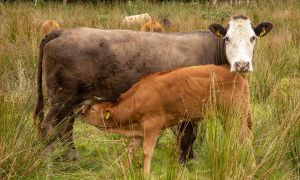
[178,122,198,163]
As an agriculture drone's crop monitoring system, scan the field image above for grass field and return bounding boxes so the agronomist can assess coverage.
[0,0,299,179]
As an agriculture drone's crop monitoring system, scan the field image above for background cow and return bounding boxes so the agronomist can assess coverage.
[122,13,152,26]
[34,15,272,162]
[41,20,60,35]
[140,21,165,33]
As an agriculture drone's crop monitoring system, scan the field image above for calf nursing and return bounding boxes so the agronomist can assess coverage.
[80,64,252,175]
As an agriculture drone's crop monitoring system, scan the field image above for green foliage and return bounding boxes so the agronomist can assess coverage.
[0,0,299,179]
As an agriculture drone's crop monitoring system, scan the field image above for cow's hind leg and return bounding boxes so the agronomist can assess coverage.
[178,122,198,163]
[59,115,79,161]
[38,105,61,152]
[39,99,79,161]
[41,66,81,160]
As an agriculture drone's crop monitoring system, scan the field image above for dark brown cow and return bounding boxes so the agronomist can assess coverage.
[34,15,272,162]
[80,64,252,176]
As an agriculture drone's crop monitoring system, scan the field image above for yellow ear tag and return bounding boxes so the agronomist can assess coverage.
[104,112,110,120]
[259,28,266,37]
[216,31,223,37]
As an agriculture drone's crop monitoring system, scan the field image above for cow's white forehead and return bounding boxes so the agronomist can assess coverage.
[227,18,255,36]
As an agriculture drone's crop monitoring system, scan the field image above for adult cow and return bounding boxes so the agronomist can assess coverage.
[34,15,272,162]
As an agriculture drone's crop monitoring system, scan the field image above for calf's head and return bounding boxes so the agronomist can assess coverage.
[209,15,273,72]
[80,101,113,127]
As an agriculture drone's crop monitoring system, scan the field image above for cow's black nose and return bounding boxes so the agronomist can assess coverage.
[234,61,250,72]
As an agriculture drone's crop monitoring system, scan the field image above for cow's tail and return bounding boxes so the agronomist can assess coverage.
[33,30,63,127]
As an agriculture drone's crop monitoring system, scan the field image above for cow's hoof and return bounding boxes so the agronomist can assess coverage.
[179,150,195,164]
[64,148,79,161]
[188,149,194,160]
[179,153,187,164]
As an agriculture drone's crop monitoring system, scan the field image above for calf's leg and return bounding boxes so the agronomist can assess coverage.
[128,136,143,166]
[239,113,256,170]
[143,120,161,176]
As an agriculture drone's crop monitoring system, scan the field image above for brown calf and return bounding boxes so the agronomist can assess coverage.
[140,21,165,33]
[80,64,252,176]
[41,20,60,35]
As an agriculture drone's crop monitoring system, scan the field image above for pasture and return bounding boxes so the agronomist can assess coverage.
[0,0,299,179]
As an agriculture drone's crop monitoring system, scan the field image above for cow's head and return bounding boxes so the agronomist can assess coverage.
[80,101,113,128]
[209,15,273,72]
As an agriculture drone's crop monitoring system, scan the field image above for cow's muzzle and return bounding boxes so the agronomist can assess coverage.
[234,61,250,72]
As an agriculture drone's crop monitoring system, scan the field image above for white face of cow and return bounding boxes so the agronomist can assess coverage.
[225,18,256,72]
[209,15,273,72]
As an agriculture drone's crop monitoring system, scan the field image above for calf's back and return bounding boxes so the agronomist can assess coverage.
[109,65,249,127]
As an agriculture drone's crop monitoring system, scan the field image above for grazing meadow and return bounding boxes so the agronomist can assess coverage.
[0,0,299,179]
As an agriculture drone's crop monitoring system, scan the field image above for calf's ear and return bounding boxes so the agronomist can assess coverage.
[209,23,227,37]
[254,22,273,37]
[80,104,90,114]
[102,109,111,121]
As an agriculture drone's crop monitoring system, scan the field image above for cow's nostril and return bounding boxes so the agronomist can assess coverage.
[234,62,241,67]
[243,62,250,67]
[235,61,250,72]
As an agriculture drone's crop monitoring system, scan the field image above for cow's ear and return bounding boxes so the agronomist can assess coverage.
[209,23,227,37]
[254,22,273,37]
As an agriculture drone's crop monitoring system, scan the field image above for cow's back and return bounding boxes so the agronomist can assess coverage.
[43,27,221,102]
[45,28,218,67]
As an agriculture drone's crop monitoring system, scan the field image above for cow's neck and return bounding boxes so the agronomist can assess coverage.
[215,37,229,65]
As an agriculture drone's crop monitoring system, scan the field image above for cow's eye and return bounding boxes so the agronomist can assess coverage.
[224,36,230,42]
[250,36,256,43]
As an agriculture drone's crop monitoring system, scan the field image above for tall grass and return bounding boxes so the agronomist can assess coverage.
[0,0,299,179]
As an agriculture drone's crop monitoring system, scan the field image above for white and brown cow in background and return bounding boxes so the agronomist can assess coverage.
[122,13,152,26]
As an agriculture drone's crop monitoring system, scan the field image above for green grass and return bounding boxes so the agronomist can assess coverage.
[0,0,300,179]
